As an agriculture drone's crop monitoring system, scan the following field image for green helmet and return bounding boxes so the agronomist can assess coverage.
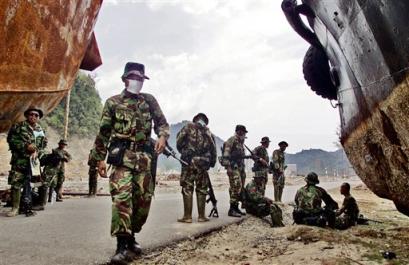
[305,172,319,185]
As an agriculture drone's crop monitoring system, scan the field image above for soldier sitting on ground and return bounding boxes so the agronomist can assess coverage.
[293,172,339,228]
[334,182,359,230]
[244,175,284,227]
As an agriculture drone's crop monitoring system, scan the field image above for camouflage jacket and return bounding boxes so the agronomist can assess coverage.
[245,180,266,204]
[272,149,285,173]
[90,90,169,166]
[176,122,217,168]
[53,148,71,173]
[222,135,245,168]
[295,185,338,213]
[7,121,47,171]
[253,145,269,171]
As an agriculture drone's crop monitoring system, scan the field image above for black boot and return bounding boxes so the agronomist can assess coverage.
[126,235,142,258]
[110,236,133,265]
[228,203,241,217]
[32,186,47,211]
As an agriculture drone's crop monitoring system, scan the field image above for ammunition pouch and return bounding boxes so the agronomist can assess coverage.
[107,140,128,166]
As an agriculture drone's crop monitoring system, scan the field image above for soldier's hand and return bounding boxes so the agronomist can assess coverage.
[155,136,166,154]
[97,161,108,178]
[26,144,36,154]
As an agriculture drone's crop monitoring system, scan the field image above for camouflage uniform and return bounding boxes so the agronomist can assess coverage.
[90,90,169,236]
[244,179,284,227]
[176,120,217,222]
[252,145,269,194]
[54,148,71,199]
[272,149,285,202]
[223,135,246,205]
[335,195,359,230]
[87,152,98,196]
[7,120,47,215]
[293,173,338,227]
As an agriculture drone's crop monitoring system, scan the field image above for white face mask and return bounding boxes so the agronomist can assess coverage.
[196,119,207,127]
[126,79,143,94]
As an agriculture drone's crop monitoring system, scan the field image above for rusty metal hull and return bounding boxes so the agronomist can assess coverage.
[0,0,103,132]
[294,0,409,214]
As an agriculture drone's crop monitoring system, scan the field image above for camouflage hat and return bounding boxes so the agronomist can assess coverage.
[122,62,150,80]
[305,172,319,185]
[278,141,288,147]
[58,139,68,145]
[24,107,43,119]
[261,137,270,143]
[235,125,248,133]
[193,113,209,125]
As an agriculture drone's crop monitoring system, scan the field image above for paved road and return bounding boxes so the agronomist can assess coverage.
[0,181,360,265]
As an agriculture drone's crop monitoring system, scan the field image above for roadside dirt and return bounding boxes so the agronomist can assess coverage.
[134,185,409,265]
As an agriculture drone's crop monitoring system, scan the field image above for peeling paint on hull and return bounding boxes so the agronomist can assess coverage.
[0,0,103,132]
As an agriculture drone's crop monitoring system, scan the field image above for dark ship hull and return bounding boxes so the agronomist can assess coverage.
[282,0,409,215]
[0,0,103,133]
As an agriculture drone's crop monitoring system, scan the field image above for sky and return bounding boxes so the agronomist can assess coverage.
[92,0,341,153]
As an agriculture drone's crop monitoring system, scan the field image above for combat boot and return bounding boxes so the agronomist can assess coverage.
[197,193,209,222]
[126,234,142,258]
[6,188,21,217]
[32,186,47,211]
[228,203,241,218]
[177,193,193,223]
[110,235,133,265]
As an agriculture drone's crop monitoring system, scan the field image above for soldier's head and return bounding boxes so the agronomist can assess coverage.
[235,125,248,141]
[193,113,209,127]
[58,139,67,149]
[24,107,43,126]
[340,182,350,196]
[121,62,149,94]
[278,141,288,152]
[305,172,319,185]
[261,137,270,148]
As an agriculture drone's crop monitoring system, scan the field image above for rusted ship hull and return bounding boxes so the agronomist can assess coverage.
[282,0,409,215]
[0,0,103,133]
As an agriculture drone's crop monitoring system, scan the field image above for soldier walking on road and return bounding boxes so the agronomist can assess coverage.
[252,137,270,195]
[176,113,217,223]
[244,175,284,227]
[87,150,98,197]
[52,139,71,202]
[90,62,169,264]
[6,107,47,217]
[271,141,288,202]
[221,125,248,217]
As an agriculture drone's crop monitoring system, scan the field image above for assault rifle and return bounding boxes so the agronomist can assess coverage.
[357,214,383,224]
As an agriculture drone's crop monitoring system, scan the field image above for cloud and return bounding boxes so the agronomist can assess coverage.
[93,0,340,153]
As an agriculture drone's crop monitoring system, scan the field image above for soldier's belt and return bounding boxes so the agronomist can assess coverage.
[128,141,146,152]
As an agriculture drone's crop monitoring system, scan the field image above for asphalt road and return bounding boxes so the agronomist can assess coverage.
[0,181,360,265]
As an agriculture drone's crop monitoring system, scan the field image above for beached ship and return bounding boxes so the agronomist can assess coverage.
[282,0,409,215]
[0,0,103,133]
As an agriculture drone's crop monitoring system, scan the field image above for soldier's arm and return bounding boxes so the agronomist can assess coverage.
[223,138,234,167]
[272,150,280,170]
[65,151,72,162]
[176,124,188,153]
[318,187,339,210]
[145,94,169,140]
[90,99,115,162]
[7,124,29,154]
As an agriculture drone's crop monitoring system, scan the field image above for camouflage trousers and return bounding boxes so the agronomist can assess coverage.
[245,200,284,227]
[109,163,154,236]
[227,166,246,204]
[88,167,98,195]
[254,169,268,195]
[273,172,285,202]
[335,215,356,230]
[56,170,65,186]
[8,169,28,189]
[42,167,59,188]
[180,165,208,196]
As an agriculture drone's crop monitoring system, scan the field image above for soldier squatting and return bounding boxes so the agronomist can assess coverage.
[3,62,361,265]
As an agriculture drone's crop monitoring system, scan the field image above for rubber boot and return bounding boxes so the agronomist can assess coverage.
[197,193,209,222]
[7,188,21,217]
[32,186,47,211]
[228,203,241,218]
[48,187,53,203]
[178,193,193,223]
[56,184,63,202]
[126,234,142,259]
[273,184,279,202]
[111,235,133,265]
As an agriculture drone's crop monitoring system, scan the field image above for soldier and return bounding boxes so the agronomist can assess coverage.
[244,175,284,227]
[87,150,98,197]
[53,139,72,202]
[335,182,359,230]
[6,107,47,217]
[176,113,217,223]
[271,141,288,202]
[221,125,248,217]
[293,172,338,227]
[90,62,169,264]
[252,137,270,195]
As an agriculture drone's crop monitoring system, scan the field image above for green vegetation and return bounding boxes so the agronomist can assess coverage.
[42,72,103,137]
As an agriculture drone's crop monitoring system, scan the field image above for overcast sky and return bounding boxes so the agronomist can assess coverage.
[92,0,340,153]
